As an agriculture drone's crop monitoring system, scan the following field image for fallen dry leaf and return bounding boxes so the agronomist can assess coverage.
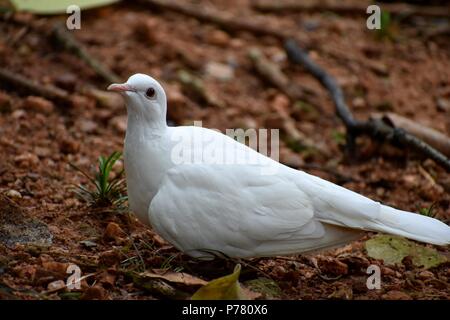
[139,269,207,287]
[192,264,249,300]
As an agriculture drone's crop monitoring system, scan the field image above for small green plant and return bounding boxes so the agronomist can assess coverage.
[161,253,184,273]
[294,100,314,112]
[419,203,436,218]
[331,130,346,146]
[375,11,396,41]
[70,151,127,207]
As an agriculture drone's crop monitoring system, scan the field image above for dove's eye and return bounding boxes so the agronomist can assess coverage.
[145,87,156,99]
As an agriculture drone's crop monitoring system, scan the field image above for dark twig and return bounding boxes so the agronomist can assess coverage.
[248,48,316,101]
[137,0,291,40]
[284,39,450,172]
[253,1,450,19]
[424,26,450,40]
[247,48,330,155]
[0,67,70,102]
[372,112,450,157]
[51,22,121,84]
[0,15,120,84]
[285,40,356,128]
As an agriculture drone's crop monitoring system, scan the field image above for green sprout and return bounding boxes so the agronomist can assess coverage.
[376,11,395,41]
[70,151,127,208]
[418,203,436,218]
[331,130,346,146]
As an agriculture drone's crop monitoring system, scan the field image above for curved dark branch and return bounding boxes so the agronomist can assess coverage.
[284,39,450,172]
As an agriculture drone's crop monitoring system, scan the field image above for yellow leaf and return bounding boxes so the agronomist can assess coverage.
[192,264,248,300]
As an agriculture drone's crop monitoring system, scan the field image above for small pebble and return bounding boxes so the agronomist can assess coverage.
[79,119,97,133]
[54,73,77,91]
[230,38,245,49]
[14,152,39,167]
[59,138,80,154]
[352,97,366,109]
[22,96,54,114]
[207,29,230,47]
[47,280,66,292]
[0,91,12,112]
[5,189,22,199]
[205,62,234,81]
[436,98,449,112]
[11,109,26,119]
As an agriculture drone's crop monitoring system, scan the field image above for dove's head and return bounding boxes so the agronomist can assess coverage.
[108,73,167,127]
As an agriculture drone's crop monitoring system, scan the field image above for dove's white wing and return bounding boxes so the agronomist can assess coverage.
[148,163,360,259]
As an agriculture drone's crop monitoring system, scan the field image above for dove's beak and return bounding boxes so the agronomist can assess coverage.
[107,83,135,93]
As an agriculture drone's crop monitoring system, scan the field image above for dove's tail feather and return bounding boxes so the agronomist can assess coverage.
[295,171,450,246]
[367,205,450,246]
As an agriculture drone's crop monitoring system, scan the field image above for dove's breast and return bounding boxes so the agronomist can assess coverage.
[124,131,175,225]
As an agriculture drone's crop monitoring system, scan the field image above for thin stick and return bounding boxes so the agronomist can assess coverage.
[253,1,450,18]
[131,239,147,271]
[1,15,120,84]
[284,39,450,172]
[137,0,291,40]
[0,68,70,102]
[248,48,313,101]
[372,112,450,158]
[51,22,121,84]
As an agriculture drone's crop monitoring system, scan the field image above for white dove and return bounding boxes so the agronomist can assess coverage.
[108,74,450,259]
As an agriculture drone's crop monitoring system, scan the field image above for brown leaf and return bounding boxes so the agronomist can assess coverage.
[98,270,117,288]
[317,256,348,276]
[103,222,126,244]
[129,272,189,299]
[81,285,107,300]
[41,261,70,277]
[140,269,207,287]
[99,249,122,267]
[382,290,412,300]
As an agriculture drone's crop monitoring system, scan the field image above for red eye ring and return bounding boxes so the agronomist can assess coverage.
[146,87,156,98]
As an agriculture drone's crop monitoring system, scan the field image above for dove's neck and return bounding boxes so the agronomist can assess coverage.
[124,115,173,225]
[126,108,167,133]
